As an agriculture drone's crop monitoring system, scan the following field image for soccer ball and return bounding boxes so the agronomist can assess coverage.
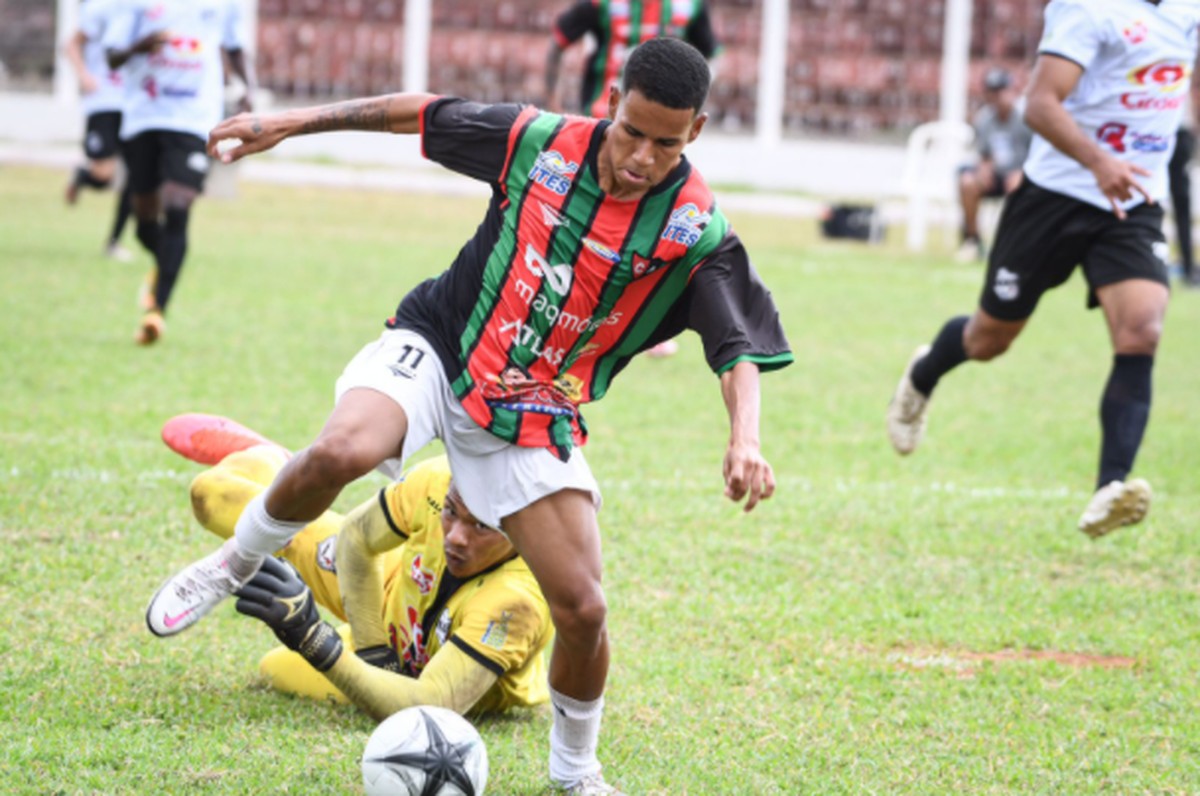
[361,706,489,796]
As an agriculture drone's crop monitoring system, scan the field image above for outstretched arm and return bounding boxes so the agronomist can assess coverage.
[208,92,437,163]
[1025,53,1151,218]
[720,360,775,512]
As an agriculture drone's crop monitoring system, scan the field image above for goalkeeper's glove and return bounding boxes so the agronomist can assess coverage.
[356,644,403,674]
[234,556,343,672]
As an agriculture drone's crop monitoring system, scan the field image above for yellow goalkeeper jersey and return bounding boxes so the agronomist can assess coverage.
[376,456,553,713]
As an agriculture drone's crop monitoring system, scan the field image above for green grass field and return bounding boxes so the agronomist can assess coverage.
[3,163,1200,794]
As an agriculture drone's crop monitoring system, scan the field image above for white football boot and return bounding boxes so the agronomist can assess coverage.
[887,344,932,455]
[560,773,624,795]
[1078,478,1152,539]
[145,539,255,636]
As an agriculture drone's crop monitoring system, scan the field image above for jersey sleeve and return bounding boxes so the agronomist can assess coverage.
[101,2,136,51]
[1036,0,1105,69]
[448,578,548,676]
[383,455,452,539]
[686,3,721,59]
[421,98,526,185]
[553,1,600,48]
[685,230,793,375]
[79,1,105,41]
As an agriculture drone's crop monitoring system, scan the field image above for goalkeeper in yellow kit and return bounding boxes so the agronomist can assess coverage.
[167,414,553,718]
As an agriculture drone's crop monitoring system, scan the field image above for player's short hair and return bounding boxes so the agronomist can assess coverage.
[621,38,710,113]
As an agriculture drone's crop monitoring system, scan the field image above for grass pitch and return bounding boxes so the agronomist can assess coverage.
[2,164,1200,794]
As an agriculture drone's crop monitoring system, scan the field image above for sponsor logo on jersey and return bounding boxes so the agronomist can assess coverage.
[524,243,574,294]
[661,202,711,246]
[316,536,337,573]
[513,278,624,333]
[994,267,1019,301]
[410,553,436,595]
[1097,122,1129,153]
[582,237,622,264]
[480,611,513,650]
[1123,20,1148,45]
[528,150,579,195]
[1120,92,1185,111]
[1131,133,1171,152]
[538,201,569,228]
[1096,122,1170,153]
[1128,60,1190,93]
[169,36,203,54]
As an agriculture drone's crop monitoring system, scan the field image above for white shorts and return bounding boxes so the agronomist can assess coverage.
[335,329,601,528]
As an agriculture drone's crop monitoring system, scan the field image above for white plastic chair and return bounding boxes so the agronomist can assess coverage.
[902,120,976,251]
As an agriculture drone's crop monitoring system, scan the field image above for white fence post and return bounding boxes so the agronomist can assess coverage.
[54,0,78,104]
[403,0,431,94]
[939,0,972,125]
[755,0,788,149]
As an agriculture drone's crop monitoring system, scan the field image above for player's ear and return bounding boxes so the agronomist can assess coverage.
[606,86,621,121]
[688,111,709,143]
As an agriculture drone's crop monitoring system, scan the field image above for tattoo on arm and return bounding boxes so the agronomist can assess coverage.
[251,117,263,134]
[299,97,393,134]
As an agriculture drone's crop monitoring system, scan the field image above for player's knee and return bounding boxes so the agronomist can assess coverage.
[1114,318,1163,355]
[550,587,607,644]
[965,335,1011,361]
[301,434,380,490]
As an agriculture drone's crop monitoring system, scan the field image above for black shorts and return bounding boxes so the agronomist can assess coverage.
[980,176,1169,321]
[122,130,209,194]
[960,163,1013,198]
[84,111,122,160]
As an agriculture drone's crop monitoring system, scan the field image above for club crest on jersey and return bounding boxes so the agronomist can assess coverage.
[1123,20,1148,45]
[480,611,513,650]
[316,536,337,573]
[582,237,622,264]
[661,203,711,247]
[632,252,667,278]
[410,554,436,595]
[529,150,579,195]
[435,609,452,645]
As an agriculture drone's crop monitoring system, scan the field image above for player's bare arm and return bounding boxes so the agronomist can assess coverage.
[63,30,98,94]
[208,92,437,163]
[720,360,775,512]
[1025,53,1152,218]
[223,48,256,114]
[106,29,170,70]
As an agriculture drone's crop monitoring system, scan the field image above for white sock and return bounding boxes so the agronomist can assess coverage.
[232,493,306,561]
[548,686,604,786]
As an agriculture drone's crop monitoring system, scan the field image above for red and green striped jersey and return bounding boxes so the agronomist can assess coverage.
[554,0,719,117]
[391,98,791,459]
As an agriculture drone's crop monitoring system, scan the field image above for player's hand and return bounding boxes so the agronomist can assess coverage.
[723,441,775,513]
[356,644,403,673]
[207,112,286,163]
[80,73,99,95]
[132,30,171,55]
[1090,154,1153,220]
[235,557,344,671]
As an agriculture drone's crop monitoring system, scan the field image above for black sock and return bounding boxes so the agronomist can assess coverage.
[74,166,110,190]
[910,316,970,396]
[1097,354,1153,489]
[154,206,190,313]
[135,217,161,256]
[109,183,133,246]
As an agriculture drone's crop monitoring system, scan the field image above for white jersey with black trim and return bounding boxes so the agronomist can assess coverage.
[79,0,127,116]
[102,0,245,140]
[1024,0,1200,210]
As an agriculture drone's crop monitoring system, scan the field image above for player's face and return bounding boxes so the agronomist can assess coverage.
[441,486,516,579]
[602,88,707,199]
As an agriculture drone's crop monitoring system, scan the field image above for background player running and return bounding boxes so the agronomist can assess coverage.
[888,0,1197,539]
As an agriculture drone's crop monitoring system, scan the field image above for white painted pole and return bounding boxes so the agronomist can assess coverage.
[403,0,431,94]
[54,0,79,103]
[755,0,788,149]
[939,0,972,124]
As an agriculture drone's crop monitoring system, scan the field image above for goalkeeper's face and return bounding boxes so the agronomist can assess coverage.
[441,486,517,578]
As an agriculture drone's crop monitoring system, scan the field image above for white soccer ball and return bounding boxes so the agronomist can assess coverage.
[361,706,489,796]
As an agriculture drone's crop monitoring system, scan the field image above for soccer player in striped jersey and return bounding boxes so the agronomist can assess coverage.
[148,38,791,795]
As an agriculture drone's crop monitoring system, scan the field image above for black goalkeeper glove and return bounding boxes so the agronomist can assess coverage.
[356,644,403,674]
[234,556,343,672]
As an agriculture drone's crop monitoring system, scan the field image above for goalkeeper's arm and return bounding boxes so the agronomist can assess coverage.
[325,641,500,721]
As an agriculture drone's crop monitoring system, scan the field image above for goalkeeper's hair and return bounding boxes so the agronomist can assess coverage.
[621,38,710,113]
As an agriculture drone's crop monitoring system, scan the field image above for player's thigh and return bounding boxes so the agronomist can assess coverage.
[333,329,448,476]
[501,486,604,610]
[160,132,210,195]
[979,179,1093,322]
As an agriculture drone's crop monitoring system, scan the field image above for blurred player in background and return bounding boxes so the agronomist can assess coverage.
[160,414,553,718]
[148,39,791,795]
[103,0,254,345]
[543,0,722,358]
[62,0,133,262]
[956,67,1033,262]
[888,0,1198,539]
[1167,101,1196,284]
